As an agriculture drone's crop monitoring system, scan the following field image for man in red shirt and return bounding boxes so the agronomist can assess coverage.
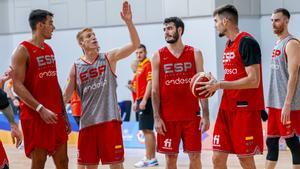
[199,5,264,169]
[11,9,70,169]
[152,17,209,169]
[133,44,158,167]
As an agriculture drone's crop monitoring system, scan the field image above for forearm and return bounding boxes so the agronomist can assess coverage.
[200,98,209,118]
[2,106,17,125]
[151,90,161,118]
[142,81,151,102]
[14,82,40,110]
[284,73,298,104]
[219,76,259,90]
[126,21,140,49]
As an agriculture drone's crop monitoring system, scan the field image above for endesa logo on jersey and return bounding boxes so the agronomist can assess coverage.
[223,52,235,63]
[80,65,106,83]
[272,49,281,58]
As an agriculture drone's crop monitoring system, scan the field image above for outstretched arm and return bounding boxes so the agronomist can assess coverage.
[107,1,140,73]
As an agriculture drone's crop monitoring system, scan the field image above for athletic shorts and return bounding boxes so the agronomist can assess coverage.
[157,118,201,154]
[137,98,154,130]
[212,109,263,157]
[21,114,68,158]
[0,141,8,169]
[77,120,124,165]
[267,107,300,138]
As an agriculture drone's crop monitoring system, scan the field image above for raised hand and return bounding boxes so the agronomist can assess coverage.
[120,1,132,23]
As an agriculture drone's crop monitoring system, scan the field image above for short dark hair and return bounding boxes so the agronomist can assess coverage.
[164,17,185,35]
[213,4,238,25]
[273,8,290,19]
[29,9,53,30]
[138,44,147,52]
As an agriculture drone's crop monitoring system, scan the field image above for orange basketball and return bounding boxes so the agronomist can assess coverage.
[190,72,215,98]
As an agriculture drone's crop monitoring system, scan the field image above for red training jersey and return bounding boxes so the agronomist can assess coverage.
[19,41,64,120]
[159,45,200,121]
[136,58,152,100]
[220,32,264,111]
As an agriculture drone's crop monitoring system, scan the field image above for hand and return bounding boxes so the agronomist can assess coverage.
[120,1,132,23]
[13,99,20,107]
[154,116,167,136]
[10,123,22,148]
[139,99,147,110]
[281,103,291,125]
[199,116,210,133]
[39,107,58,124]
[197,73,220,97]
[133,101,138,112]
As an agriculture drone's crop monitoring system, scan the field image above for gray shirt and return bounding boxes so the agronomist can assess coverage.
[267,35,300,110]
[75,53,121,129]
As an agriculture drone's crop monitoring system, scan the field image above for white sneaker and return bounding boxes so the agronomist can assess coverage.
[134,157,159,168]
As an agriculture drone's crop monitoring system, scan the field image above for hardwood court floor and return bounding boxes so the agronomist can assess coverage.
[6,145,292,169]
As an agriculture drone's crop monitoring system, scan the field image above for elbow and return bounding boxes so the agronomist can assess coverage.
[133,40,140,49]
[249,77,260,88]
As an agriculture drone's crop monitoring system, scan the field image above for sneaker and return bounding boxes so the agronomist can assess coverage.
[134,157,159,168]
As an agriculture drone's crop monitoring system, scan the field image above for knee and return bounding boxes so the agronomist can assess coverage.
[55,155,69,168]
[166,155,177,168]
[285,136,300,165]
[212,154,225,167]
[188,153,200,162]
[238,157,256,169]
[266,137,279,161]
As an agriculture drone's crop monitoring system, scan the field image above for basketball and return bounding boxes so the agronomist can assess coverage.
[190,72,215,98]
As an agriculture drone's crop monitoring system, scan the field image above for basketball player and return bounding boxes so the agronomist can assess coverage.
[63,1,140,169]
[11,9,70,169]
[133,44,158,168]
[198,4,265,169]
[265,8,300,169]
[0,68,22,169]
[152,16,210,169]
[127,59,138,121]
[6,79,20,116]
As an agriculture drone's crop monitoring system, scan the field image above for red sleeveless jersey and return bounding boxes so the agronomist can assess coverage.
[220,32,264,111]
[159,45,200,121]
[20,41,63,120]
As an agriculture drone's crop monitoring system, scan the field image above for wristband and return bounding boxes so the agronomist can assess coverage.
[36,104,43,112]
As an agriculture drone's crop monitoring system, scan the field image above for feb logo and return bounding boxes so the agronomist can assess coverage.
[272,49,281,58]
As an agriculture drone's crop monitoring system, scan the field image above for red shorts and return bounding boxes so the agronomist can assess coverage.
[267,107,300,138]
[212,109,263,157]
[0,141,8,168]
[21,114,68,158]
[157,118,202,154]
[78,120,124,165]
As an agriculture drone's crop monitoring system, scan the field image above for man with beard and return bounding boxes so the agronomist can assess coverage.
[265,8,300,169]
[11,9,70,169]
[198,4,264,169]
[151,16,210,169]
[63,1,140,169]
